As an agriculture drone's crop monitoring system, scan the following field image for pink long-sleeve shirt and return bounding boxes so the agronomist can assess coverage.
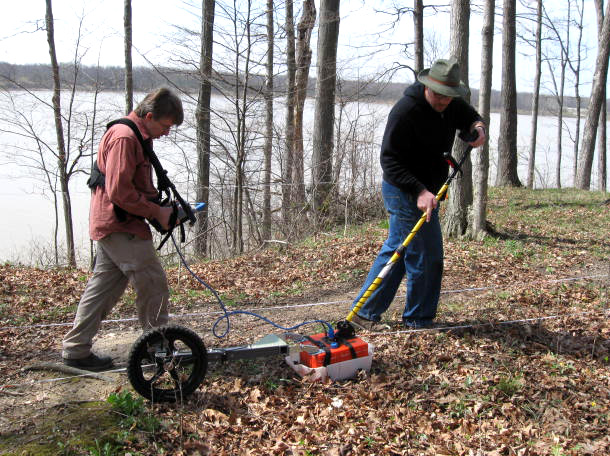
[89,112,164,241]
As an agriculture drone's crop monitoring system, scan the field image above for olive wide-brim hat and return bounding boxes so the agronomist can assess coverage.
[417,58,470,98]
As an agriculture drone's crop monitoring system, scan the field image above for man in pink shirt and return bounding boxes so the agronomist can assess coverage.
[62,88,184,371]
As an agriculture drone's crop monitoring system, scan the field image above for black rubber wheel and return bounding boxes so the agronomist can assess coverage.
[127,325,207,402]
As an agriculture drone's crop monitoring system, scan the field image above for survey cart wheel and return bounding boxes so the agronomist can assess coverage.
[127,325,207,402]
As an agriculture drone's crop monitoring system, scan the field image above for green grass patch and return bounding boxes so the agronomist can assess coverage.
[0,392,163,456]
[0,401,123,456]
[494,374,523,398]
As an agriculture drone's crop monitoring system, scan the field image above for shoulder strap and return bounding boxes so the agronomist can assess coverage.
[107,118,146,148]
[104,117,198,248]
[106,118,172,193]
[101,117,169,221]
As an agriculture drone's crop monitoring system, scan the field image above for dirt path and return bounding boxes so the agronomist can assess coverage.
[0,286,364,433]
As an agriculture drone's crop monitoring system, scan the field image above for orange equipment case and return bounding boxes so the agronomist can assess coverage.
[299,332,369,368]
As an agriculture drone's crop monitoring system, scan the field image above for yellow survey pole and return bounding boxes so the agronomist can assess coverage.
[345,140,476,324]
[346,182,450,322]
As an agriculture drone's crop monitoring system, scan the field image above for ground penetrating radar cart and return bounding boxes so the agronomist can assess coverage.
[126,131,478,402]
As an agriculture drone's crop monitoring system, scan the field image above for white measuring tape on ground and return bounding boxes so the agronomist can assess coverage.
[362,307,610,336]
[0,273,607,332]
[1,304,608,391]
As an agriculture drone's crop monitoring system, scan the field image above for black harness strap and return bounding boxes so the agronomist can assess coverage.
[89,118,196,249]
[105,118,171,198]
[340,338,358,360]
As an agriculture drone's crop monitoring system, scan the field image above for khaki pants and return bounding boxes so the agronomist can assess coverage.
[62,232,169,359]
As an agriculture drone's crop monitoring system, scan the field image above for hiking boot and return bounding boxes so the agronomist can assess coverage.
[350,314,391,332]
[63,353,114,372]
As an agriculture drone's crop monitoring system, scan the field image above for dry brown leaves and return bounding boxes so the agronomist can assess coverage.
[137,312,609,455]
[1,188,609,455]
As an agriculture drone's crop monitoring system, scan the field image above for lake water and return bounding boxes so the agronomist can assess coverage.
[0,90,607,265]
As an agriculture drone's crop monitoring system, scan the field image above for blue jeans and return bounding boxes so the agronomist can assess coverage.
[352,181,443,325]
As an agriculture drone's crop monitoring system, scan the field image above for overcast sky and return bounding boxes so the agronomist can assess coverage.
[0,0,604,97]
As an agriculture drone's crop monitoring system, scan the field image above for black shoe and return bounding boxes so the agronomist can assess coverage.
[63,353,114,372]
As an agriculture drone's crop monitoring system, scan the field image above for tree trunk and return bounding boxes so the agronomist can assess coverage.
[90,68,101,269]
[571,0,584,184]
[413,0,424,74]
[282,0,296,228]
[124,0,133,114]
[543,1,572,189]
[527,0,542,189]
[555,58,566,189]
[293,0,316,214]
[594,0,607,192]
[312,0,340,219]
[443,0,471,238]
[45,0,76,267]
[599,85,607,191]
[495,0,522,187]
[195,0,215,257]
[231,6,253,255]
[576,0,610,189]
[471,0,494,240]
[262,0,273,242]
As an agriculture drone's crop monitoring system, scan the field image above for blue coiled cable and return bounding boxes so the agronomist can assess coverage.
[171,235,335,339]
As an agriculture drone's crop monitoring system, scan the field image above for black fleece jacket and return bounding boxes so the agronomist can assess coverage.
[380,81,482,198]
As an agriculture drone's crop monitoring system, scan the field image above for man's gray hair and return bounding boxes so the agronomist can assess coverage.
[134,88,184,125]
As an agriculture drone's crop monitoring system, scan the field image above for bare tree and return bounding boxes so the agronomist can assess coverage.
[165,1,281,256]
[381,2,450,78]
[88,60,103,268]
[45,0,76,267]
[195,0,215,257]
[202,2,273,254]
[262,0,273,242]
[230,4,253,254]
[282,0,296,227]
[599,85,608,191]
[413,0,424,74]
[595,0,607,192]
[311,0,340,218]
[568,0,585,183]
[292,0,316,214]
[1,15,105,267]
[495,0,522,187]
[543,2,571,189]
[576,0,610,189]
[421,37,448,70]
[526,0,543,189]
[442,0,471,237]
[471,0,495,239]
[124,0,133,114]
[0,92,63,265]
[331,76,386,229]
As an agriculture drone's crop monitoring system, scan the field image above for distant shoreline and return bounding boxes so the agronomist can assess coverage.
[1,62,607,117]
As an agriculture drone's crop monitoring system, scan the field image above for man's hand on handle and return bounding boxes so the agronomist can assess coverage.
[469,121,486,148]
[417,189,438,223]
[417,124,485,223]
[158,206,174,231]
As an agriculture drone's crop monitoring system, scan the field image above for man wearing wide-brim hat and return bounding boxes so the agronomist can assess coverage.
[350,58,486,331]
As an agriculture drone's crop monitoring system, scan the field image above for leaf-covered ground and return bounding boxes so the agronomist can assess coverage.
[0,187,609,455]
